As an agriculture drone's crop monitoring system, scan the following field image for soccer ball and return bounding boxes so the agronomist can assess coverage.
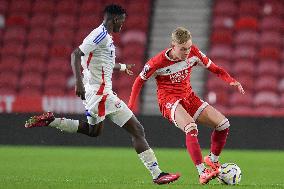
[217,163,242,185]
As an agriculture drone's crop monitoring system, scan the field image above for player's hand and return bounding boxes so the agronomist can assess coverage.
[230,81,245,94]
[75,80,86,100]
[125,64,135,76]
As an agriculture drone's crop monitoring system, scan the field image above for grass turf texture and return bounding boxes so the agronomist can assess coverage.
[0,146,283,189]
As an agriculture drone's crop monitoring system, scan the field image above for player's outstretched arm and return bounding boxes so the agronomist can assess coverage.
[71,48,86,100]
[114,63,135,76]
[128,76,145,110]
[207,63,245,94]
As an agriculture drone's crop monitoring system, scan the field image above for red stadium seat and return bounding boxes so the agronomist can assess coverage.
[255,76,278,92]
[233,45,257,61]
[262,1,284,17]
[213,1,238,17]
[278,78,284,93]
[29,13,53,29]
[259,31,282,47]
[44,88,66,96]
[20,73,43,90]
[210,30,233,45]
[47,59,71,75]
[235,17,258,31]
[260,16,282,32]
[209,45,233,61]
[0,72,18,90]
[233,62,254,76]
[25,44,48,59]
[235,75,254,93]
[50,45,73,58]
[22,58,46,74]
[230,92,253,106]
[239,0,261,17]
[206,76,228,91]
[3,28,26,43]
[1,43,24,58]
[256,62,279,77]
[18,88,42,96]
[0,57,21,74]
[258,47,281,61]
[52,29,75,45]
[121,30,146,45]
[75,28,92,46]
[53,15,76,30]
[5,14,29,28]
[280,94,284,108]
[32,0,54,14]
[124,15,148,31]
[211,16,234,31]
[27,28,51,44]
[234,31,258,46]
[78,15,100,31]
[0,0,8,14]
[80,1,102,15]
[9,0,32,14]
[56,0,78,14]
[205,90,229,106]
[254,91,279,107]
[127,1,150,15]
[44,74,67,89]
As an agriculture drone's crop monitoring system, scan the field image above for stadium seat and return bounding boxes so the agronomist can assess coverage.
[262,1,284,17]
[50,45,73,58]
[44,87,66,96]
[25,44,48,59]
[121,30,146,45]
[259,31,282,47]
[44,74,67,89]
[1,43,24,58]
[233,45,257,61]
[209,45,233,61]
[206,76,228,91]
[239,0,261,17]
[235,17,259,31]
[0,0,8,15]
[256,62,279,77]
[258,46,281,61]
[47,59,71,75]
[234,31,258,46]
[0,57,21,74]
[124,15,148,31]
[210,30,233,45]
[280,94,284,108]
[56,0,78,14]
[235,75,254,93]
[27,28,51,44]
[9,0,32,14]
[211,16,234,31]
[213,1,237,17]
[52,29,75,45]
[0,72,18,90]
[127,1,150,15]
[53,15,76,30]
[260,16,282,32]
[278,78,284,93]
[254,76,278,92]
[80,0,102,16]
[32,0,54,14]
[78,15,100,32]
[5,14,29,28]
[233,62,254,76]
[22,58,46,74]
[3,28,26,43]
[20,73,43,90]
[230,92,253,107]
[29,13,53,29]
[18,88,42,96]
[253,91,279,107]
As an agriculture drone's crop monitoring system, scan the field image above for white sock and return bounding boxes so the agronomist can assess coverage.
[209,152,219,163]
[196,163,206,175]
[138,148,162,179]
[49,118,79,133]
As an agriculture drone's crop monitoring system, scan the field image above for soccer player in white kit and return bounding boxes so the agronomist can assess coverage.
[25,4,180,185]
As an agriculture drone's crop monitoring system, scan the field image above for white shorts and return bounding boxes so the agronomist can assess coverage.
[83,91,133,127]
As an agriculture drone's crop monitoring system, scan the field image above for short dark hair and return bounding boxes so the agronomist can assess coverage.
[103,4,126,16]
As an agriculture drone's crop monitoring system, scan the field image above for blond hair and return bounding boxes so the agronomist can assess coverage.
[171,27,192,44]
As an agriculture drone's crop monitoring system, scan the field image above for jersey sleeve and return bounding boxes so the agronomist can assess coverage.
[191,45,213,68]
[79,27,107,55]
[139,58,159,80]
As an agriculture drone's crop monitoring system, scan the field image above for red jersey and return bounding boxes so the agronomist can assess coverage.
[128,45,236,110]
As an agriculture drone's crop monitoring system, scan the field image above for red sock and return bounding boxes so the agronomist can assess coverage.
[211,128,229,156]
[186,130,203,165]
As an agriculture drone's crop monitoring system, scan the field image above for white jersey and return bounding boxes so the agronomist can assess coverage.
[79,23,115,95]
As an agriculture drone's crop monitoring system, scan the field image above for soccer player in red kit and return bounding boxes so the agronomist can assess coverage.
[128,27,245,184]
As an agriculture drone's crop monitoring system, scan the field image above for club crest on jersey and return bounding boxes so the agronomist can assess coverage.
[115,100,122,109]
[141,64,150,79]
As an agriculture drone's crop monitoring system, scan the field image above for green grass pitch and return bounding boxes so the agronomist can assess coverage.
[0,146,283,189]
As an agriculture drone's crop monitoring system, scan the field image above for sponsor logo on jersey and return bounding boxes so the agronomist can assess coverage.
[115,100,122,109]
[169,69,189,83]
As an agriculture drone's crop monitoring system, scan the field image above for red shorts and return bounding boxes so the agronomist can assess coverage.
[159,92,208,125]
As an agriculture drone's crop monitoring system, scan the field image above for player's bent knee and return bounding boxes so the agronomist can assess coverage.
[184,122,198,135]
[215,118,230,131]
